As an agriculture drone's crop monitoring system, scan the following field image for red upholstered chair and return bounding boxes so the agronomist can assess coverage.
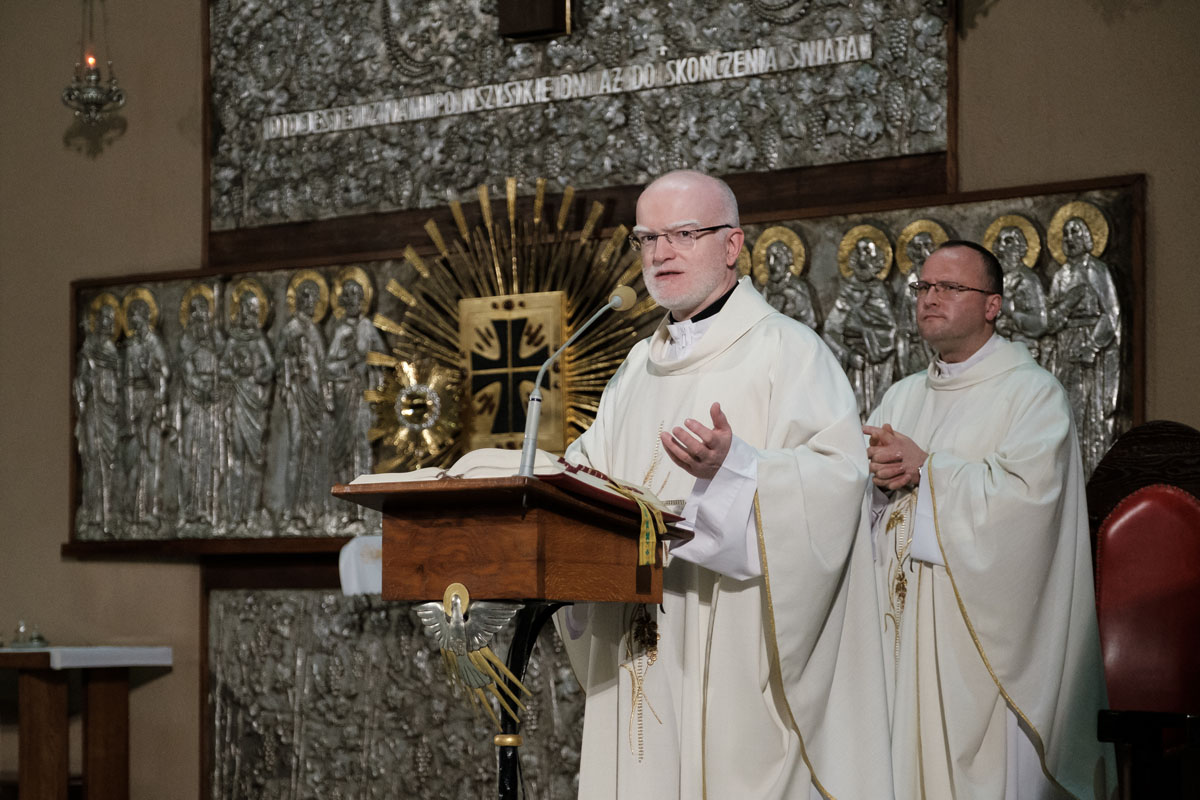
[1087,421,1200,546]
[1094,483,1200,799]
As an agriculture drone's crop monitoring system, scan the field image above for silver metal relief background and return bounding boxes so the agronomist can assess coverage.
[739,185,1135,475]
[73,261,419,541]
[209,0,950,231]
[208,589,584,799]
[72,184,1135,542]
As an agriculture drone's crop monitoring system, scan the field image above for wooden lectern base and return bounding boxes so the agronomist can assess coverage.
[333,475,683,800]
[333,476,684,604]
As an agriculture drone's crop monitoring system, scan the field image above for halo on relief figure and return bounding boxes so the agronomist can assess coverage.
[896,219,950,275]
[120,287,159,337]
[837,224,893,280]
[179,284,216,329]
[87,292,123,342]
[287,269,330,322]
[752,226,807,285]
[332,266,374,318]
[1047,201,1109,264]
[983,214,1042,269]
[229,278,270,329]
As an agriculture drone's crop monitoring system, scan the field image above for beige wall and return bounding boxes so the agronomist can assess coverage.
[0,1,1196,797]
[958,0,1200,424]
[0,0,203,795]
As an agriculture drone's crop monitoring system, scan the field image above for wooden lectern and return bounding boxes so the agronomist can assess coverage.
[333,475,685,604]
[333,475,685,800]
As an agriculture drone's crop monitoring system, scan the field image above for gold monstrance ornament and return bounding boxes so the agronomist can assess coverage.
[368,177,661,473]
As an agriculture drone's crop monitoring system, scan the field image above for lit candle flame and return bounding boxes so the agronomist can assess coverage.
[86,55,96,67]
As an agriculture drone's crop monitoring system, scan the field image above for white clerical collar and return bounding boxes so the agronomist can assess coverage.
[664,314,718,360]
[932,333,1003,378]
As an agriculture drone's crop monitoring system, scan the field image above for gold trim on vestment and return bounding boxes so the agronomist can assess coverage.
[702,596,709,800]
[914,568,927,800]
[884,494,916,669]
[754,494,836,800]
[926,463,1082,800]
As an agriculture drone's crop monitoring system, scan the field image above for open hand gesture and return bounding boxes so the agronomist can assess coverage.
[662,402,732,480]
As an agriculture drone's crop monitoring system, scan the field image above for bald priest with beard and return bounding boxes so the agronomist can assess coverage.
[556,170,893,799]
[863,240,1113,800]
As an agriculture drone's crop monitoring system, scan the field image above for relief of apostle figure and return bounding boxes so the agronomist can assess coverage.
[74,297,122,535]
[219,286,276,527]
[121,291,171,528]
[276,274,331,528]
[823,235,898,418]
[992,225,1049,359]
[324,272,386,527]
[762,240,820,329]
[174,288,224,526]
[893,231,938,377]
[1045,215,1121,474]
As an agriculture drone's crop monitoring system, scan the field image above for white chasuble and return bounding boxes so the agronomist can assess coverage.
[868,338,1113,800]
[559,278,893,800]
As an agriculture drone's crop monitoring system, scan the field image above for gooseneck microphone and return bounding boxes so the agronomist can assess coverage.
[518,286,637,477]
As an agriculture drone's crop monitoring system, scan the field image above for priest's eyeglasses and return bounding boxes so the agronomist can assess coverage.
[628,225,733,252]
[909,280,998,298]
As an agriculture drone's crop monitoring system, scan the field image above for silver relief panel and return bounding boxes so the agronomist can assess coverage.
[208,590,584,799]
[72,184,1136,542]
[738,185,1135,475]
[73,262,419,541]
[209,0,950,231]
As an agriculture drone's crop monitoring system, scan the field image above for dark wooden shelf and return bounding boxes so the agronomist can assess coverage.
[61,536,351,560]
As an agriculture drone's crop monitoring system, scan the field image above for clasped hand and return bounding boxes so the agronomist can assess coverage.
[662,402,732,480]
[862,423,927,491]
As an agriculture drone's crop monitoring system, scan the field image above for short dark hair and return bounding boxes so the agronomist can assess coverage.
[934,240,1004,295]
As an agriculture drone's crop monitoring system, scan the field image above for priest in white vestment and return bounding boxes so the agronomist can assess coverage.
[863,241,1113,800]
[557,171,893,799]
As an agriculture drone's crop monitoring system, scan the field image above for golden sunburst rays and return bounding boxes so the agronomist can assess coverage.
[369,177,661,471]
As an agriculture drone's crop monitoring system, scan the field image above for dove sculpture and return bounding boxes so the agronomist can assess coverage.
[414,582,531,728]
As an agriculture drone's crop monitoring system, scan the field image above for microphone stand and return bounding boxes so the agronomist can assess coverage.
[517,287,635,477]
[504,348,598,800]
[504,287,635,800]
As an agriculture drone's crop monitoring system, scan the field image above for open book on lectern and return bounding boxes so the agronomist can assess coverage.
[351,448,684,524]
